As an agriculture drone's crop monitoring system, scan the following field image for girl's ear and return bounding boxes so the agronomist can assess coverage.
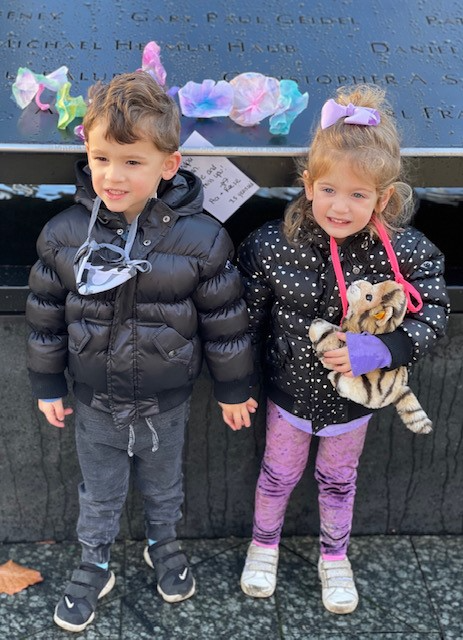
[161,151,182,180]
[303,170,314,201]
[376,185,395,213]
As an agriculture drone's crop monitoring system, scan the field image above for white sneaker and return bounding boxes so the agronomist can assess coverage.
[318,557,358,614]
[240,542,279,598]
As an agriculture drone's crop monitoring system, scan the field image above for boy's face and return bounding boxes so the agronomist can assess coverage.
[304,160,393,244]
[85,121,181,222]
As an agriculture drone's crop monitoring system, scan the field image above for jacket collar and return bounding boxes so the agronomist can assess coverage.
[302,219,373,254]
[73,160,204,228]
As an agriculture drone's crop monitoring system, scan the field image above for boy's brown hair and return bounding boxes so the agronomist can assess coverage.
[83,71,180,153]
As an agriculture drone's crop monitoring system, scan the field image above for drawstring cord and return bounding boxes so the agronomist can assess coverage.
[330,216,423,324]
[127,424,135,458]
[126,418,159,457]
[145,417,160,453]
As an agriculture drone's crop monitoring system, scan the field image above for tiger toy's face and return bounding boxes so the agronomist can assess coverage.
[343,280,407,335]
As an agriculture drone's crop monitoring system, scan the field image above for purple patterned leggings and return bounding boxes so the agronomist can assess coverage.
[253,401,369,555]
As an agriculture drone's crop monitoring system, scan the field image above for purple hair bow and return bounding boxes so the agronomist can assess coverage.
[321,98,380,129]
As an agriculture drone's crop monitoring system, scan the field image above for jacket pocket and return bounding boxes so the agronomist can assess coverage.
[151,325,194,367]
[67,319,108,392]
[68,320,91,354]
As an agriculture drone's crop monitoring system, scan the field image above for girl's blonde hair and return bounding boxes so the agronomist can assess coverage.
[284,84,413,244]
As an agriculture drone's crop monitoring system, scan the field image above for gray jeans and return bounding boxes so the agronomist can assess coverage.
[74,398,190,564]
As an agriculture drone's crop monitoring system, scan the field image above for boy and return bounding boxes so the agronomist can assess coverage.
[26,71,256,633]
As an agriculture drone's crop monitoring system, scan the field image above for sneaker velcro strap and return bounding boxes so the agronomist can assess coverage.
[150,540,189,570]
[70,568,106,588]
[149,539,180,558]
[65,582,99,602]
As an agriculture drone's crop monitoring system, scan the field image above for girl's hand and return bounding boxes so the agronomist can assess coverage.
[218,397,258,431]
[321,332,354,377]
[38,399,74,428]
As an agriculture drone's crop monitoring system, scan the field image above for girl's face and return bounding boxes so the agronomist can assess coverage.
[85,121,181,223]
[304,160,393,244]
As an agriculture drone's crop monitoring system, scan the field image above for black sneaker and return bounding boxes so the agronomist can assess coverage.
[53,563,115,632]
[143,539,195,603]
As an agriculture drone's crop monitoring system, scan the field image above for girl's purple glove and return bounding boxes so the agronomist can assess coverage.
[345,332,392,377]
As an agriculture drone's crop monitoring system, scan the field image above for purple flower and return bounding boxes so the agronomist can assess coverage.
[178,80,234,118]
[74,124,85,141]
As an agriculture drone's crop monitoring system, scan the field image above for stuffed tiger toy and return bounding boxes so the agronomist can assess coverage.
[308,279,432,434]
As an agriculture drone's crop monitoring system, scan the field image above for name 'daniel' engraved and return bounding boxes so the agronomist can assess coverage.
[371,41,459,55]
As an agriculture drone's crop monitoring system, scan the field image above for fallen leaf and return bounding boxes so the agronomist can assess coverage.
[0,560,43,595]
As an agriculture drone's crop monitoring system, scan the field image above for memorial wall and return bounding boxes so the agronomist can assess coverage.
[0,0,462,184]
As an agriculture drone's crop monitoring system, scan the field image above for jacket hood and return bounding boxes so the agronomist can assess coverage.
[74,159,204,220]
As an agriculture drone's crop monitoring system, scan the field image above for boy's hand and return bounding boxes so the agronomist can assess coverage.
[321,332,354,377]
[38,399,74,428]
[218,397,258,431]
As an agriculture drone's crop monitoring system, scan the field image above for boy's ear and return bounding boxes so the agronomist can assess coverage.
[303,170,314,201]
[376,185,395,213]
[162,151,182,180]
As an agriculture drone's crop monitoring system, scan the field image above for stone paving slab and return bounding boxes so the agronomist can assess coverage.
[1,536,462,639]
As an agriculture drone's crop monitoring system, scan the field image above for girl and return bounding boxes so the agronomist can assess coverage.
[236,85,449,614]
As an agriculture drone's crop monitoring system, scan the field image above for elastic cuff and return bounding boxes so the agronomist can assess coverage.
[252,539,279,550]
[146,523,176,543]
[28,370,69,399]
[214,376,252,403]
[321,552,347,562]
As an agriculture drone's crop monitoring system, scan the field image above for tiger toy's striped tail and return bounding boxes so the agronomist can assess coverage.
[329,369,432,434]
[393,385,433,434]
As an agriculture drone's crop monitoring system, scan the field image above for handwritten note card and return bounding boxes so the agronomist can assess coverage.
[181,131,260,222]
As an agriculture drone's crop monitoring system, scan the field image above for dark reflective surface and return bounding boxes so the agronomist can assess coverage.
[1,0,462,149]
[1,184,461,291]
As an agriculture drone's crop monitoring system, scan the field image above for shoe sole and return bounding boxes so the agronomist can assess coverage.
[144,546,196,603]
[53,571,116,633]
[158,578,196,603]
[240,579,275,598]
[319,575,358,614]
[321,597,358,615]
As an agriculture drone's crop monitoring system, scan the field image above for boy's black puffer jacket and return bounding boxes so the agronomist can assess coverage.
[26,161,253,429]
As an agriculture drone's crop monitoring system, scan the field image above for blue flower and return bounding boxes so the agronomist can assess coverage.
[269,80,309,136]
